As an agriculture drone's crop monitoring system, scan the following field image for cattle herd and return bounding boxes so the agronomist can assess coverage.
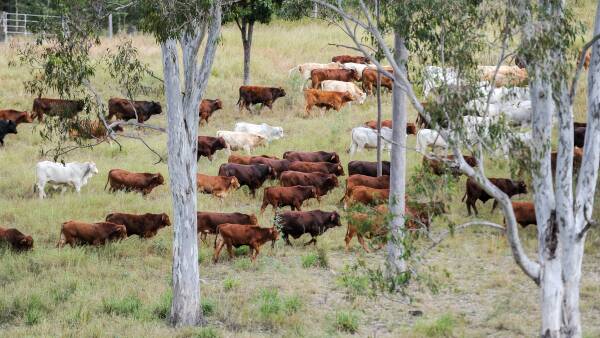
[0,52,591,265]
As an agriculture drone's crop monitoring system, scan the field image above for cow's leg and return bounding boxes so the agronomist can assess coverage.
[284,234,292,246]
[265,101,273,112]
[471,199,479,216]
[251,246,260,262]
[304,237,317,246]
[226,243,234,259]
[491,199,498,212]
[259,200,269,216]
[37,182,46,199]
[213,238,225,263]
[344,227,355,252]
[357,234,371,253]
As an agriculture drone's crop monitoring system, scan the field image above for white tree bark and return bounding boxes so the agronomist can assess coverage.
[161,1,222,327]
[385,31,407,278]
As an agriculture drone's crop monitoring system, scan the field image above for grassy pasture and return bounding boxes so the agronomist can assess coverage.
[1,5,600,337]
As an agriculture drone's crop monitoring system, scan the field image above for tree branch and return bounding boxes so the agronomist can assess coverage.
[569,33,600,101]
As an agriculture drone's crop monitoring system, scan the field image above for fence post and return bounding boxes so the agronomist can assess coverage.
[108,13,113,38]
[24,14,28,35]
[1,12,7,42]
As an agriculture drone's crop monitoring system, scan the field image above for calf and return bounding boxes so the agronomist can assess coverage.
[216,131,266,154]
[277,210,342,246]
[280,171,339,197]
[32,98,84,121]
[105,213,171,238]
[107,98,162,123]
[58,221,127,247]
[349,126,393,155]
[304,89,354,115]
[283,150,340,163]
[197,173,240,199]
[423,155,478,177]
[197,136,227,161]
[287,161,345,176]
[364,120,417,135]
[234,122,284,142]
[35,161,99,199]
[342,174,390,202]
[320,80,366,104]
[344,186,390,208]
[463,177,527,216]
[199,99,222,125]
[345,204,388,252]
[237,86,286,114]
[213,224,278,262]
[0,226,34,251]
[106,169,164,195]
[197,211,257,242]
[362,69,394,94]
[310,69,360,89]
[0,109,33,124]
[0,120,17,146]
[348,160,390,177]
[218,163,273,197]
[511,201,537,227]
[332,55,370,64]
[260,185,319,214]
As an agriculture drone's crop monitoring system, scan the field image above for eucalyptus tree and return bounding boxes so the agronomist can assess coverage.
[312,0,600,335]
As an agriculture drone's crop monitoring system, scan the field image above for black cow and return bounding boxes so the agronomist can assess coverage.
[218,163,274,197]
[0,120,17,146]
[107,98,162,123]
[348,160,391,177]
[463,177,528,216]
[277,210,342,246]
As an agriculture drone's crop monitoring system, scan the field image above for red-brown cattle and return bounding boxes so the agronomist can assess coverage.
[213,224,278,262]
[260,185,319,214]
[57,221,127,247]
[342,174,390,202]
[106,169,164,195]
[463,178,527,215]
[249,157,291,178]
[551,147,584,173]
[0,109,33,124]
[364,120,417,135]
[283,150,340,163]
[32,98,85,121]
[348,160,390,177]
[279,171,339,197]
[199,99,222,125]
[362,69,393,95]
[105,213,171,238]
[345,186,390,208]
[304,89,354,114]
[197,212,257,242]
[423,155,478,176]
[277,210,341,246]
[511,201,537,227]
[0,226,33,251]
[197,173,240,199]
[69,120,124,140]
[345,204,388,252]
[197,136,227,161]
[287,161,345,176]
[331,55,370,64]
[218,163,274,197]
[237,86,286,113]
[107,98,162,123]
[310,69,359,89]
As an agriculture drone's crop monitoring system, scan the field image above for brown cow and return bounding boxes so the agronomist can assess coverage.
[260,185,319,214]
[105,213,171,238]
[342,174,390,203]
[58,221,127,247]
[551,147,584,173]
[348,160,390,177]
[197,136,227,161]
[310,69,360,89]
[362,69,393,95]
[0,226,33,251]
[68,120,124,140]
[197,212,257,243]
[0,109,33,124]
[107,98,162,123]
[423,155,478,176]
[364,120,417,135]
[344,186,390,208]
[249,157,291,178]
[345,204,388,252]
[463,177,527,216]
[228,154,253,165]
[280,171,339,197]
[574,127,586,148]
[199,99,222,125]
[106,169,164,195]
[578,50,591,71]
[218,163,274,197]
[278,210,341,246]
[283,151,340,163]
[511,201,537,227]
[287,161,345,176]
[237,86,286,114]
[213,224,279,262]
[331,55,370,64]
[304,89,354,115]
[197,173,240,199]
[32,98,85,121]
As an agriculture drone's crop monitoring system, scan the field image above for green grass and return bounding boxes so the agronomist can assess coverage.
[0,2,600,336]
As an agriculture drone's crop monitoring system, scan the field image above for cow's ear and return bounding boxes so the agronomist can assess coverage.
[330,213,336,221]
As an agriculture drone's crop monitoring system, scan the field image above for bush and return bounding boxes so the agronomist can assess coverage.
[301,247,329,268]
[102,295,143,318]
[201,298,215,317]
[335,311,359,334]
[25,295,46,325]
[254,289,302,327]
[415,314,457,337]
[222,278,239,291]
[152,290,173,320]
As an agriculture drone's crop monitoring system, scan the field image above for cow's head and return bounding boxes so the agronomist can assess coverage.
[342,91,354,103]
[160,213,171,227]
[213,99,223,110]
[327,174,339,187]
[515,180,527,194]
[330,153,340,163]
[18,235,34,251]
[249,214,258,225]
[112,224,128,241]
[230,177,241,190]
[75,100,85,111]
[215,137,228,150]
[4,120,17,134]
[335,164,345,176]
[273,87,286,99]
[87,162,99,175]
[328,212,342,228]
[18,112,34,124]
[274,127,284,139]
[350,69,360,81]
[311,186,320,202]
[357,91,367,104]
[152,173,165,186]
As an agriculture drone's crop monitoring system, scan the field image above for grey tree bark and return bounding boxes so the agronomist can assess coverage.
[238,19,254,85]
[160,1,222,327]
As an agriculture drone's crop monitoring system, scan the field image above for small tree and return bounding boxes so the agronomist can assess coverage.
[224,0,280,85]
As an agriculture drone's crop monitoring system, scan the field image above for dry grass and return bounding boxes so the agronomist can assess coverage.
[0,4,600,337]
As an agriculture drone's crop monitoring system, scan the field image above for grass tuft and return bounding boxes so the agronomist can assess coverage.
[415,314,458,337]
[102,295,143,318]
[334,310,359,334]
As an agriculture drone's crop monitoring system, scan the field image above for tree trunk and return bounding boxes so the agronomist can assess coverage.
[162,39,202,327]
[241,20,253,86]
[385,31,407,280]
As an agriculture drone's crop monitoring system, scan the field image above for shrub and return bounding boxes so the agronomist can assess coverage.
[335,311,359,334]
[25,295,46,326]
[222,278,239,291]
[258,289,282,320]
[102,295,143,318]
[415,314,457,337]
[301,247,329,268]
[152,290,173,320]
[201,298,215,317]
[283,295,302,314]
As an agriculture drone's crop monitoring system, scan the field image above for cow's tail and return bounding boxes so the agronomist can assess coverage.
[104,173,110,191]
[56,223,66,248]
[461,190,467,202]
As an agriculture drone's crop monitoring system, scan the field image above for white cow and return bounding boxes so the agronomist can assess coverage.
[288,62,343,89]
[502,100,532,125]
[422,66,460,98]
[348,127,393,155]
[35,161,99,199]
[320,80,367,104]
[234,122,284,142]
[341,62,376,77]
[416,129,448,154]
[216,131,266,154]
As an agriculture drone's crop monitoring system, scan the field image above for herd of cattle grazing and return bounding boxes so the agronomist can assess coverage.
[0,52,591,263]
